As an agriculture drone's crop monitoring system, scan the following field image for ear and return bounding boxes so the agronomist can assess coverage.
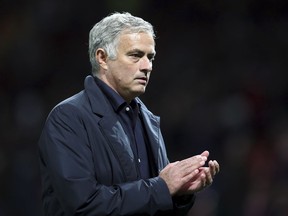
[95,48,108,70]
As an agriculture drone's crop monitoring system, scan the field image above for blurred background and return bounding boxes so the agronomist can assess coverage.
[1,0,288,215]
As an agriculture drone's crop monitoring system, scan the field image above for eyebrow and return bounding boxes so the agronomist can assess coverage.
[127,49,156,56]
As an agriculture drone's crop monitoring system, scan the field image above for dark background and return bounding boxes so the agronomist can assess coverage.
[1,0,288,215]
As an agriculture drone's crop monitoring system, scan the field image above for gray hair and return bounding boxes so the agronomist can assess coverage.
[89,12,155,75]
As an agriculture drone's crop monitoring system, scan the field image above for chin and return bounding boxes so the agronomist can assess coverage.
[132,89,145,98]
[138,87,146,94]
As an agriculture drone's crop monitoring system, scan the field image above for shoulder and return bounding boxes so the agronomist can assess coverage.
[47,90,88,122]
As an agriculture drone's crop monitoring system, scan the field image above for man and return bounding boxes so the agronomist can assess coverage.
[38,12,220,216]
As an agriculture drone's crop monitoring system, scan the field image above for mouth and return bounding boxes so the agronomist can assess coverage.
[135,77,148,84]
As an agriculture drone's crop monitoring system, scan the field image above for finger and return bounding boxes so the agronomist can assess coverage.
[180,155,207,165]
[177,164,203,179]
[200,150,209,158]
[176,169,202,195]
[182,169,200,183]
[208,160,216,176]
[209,160,220,175]
[205,168,213,186]
[214,160,220,173]
[202,167,214,186]
[209,160,221,175]
[201,172,207,188]
[177,155,207,172]
[162,157,204,183]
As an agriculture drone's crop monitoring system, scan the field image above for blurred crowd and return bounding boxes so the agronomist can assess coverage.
[1,0,288,215]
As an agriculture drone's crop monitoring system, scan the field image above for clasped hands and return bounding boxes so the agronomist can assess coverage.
[159,151,220,196]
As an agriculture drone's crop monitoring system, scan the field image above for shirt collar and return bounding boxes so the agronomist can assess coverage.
[94,76,140,112]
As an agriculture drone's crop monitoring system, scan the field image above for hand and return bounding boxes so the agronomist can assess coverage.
[159,151,208,196]
[180,159,220,194]
[159,151,220,196]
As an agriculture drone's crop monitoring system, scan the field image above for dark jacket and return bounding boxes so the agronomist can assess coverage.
[38,75,194,216]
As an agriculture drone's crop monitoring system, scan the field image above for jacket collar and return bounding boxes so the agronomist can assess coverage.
[84,75,112,116]
[84,75,162,177]
[84,75,143,115]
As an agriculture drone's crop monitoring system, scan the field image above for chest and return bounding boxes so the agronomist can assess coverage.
[83,113,162,185]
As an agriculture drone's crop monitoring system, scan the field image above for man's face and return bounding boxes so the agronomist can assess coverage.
[103,32,155,102]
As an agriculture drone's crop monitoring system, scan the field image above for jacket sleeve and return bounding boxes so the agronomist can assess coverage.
[171,195,195,216]
[39,103,174,215]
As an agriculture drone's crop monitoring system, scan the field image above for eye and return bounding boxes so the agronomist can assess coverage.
[149,57,155,62]
[128,52,143,62]
[130,53,141,58]
[129,52,143,58]
[148,54,155,62]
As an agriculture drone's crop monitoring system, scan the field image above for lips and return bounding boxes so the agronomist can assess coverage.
[135,77,148,84]
[138,76,147,81]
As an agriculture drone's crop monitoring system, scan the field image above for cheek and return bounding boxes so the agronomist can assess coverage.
[111,61,139,82]
[121,65,138,78]
[115,69,132,83]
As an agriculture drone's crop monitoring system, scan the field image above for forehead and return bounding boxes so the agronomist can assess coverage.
[117,32,155,53]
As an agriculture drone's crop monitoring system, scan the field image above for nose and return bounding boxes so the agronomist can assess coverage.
[140,56,152,73]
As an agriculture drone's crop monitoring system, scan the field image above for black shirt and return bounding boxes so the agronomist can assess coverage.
[94,77,152,179]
